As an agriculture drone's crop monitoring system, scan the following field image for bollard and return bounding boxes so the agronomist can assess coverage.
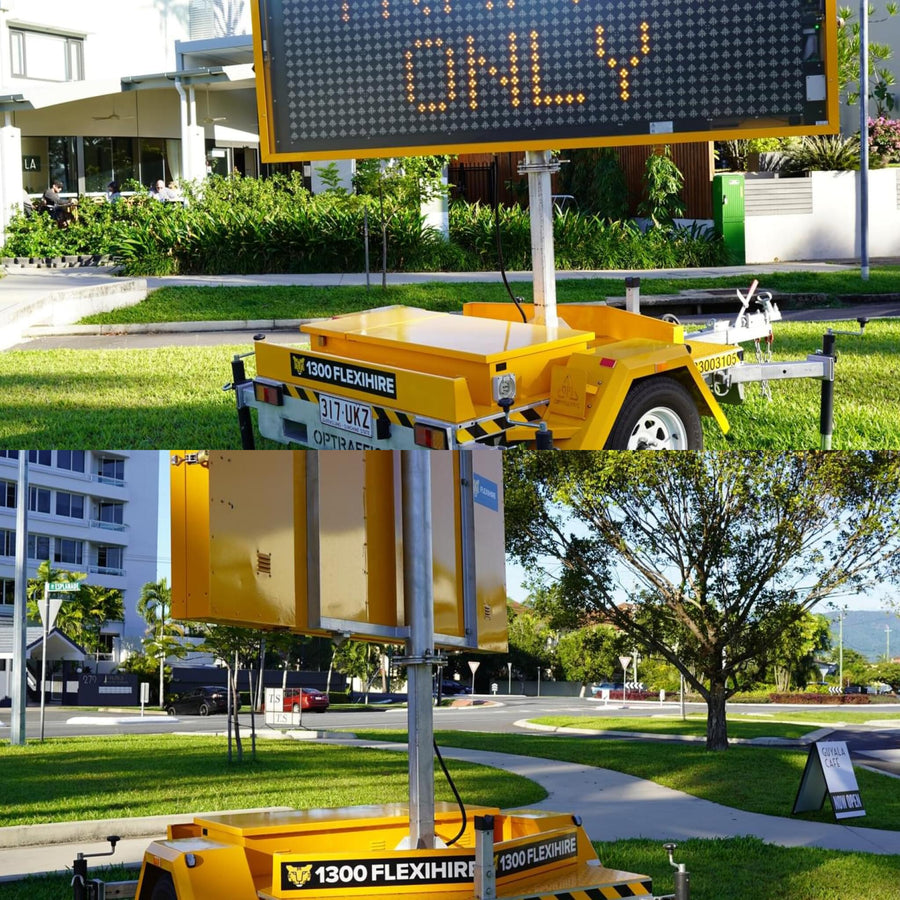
[473,815,497,900]
[625,276,641,314]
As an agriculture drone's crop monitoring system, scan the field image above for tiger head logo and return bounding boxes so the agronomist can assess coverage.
[285,863,313,887]
[292,355,307,377]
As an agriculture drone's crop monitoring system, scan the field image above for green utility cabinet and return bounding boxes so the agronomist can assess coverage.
[712,173,745,264]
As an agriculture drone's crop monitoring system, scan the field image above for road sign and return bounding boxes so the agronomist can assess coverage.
[47,582,81,592]
[251,0,838,161]
[37,597,64,630]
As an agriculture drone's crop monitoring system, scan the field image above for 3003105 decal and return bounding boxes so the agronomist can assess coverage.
[694,351,740,375]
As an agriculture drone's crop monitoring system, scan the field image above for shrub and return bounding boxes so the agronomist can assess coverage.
[779,134,861,174]
[868,116,900,167]
[638,146,686,227]
[768,692,869,704]
[3,171,726,275]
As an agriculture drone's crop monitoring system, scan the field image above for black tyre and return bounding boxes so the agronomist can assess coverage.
[605,377,703,450]
[198,702,210,716]
[165,706,176,716]
[149,871,177,900]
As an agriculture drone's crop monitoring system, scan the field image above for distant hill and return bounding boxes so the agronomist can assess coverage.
[827,609,900,663]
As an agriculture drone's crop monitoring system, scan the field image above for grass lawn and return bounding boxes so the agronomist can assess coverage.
[2,318,898,448]
[0,734,543,827]
[351,730,900,831]
[76,268,900,324]
[531,710,900,737]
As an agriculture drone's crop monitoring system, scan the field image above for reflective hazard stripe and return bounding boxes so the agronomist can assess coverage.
[455,405,545,446]
[283,384,415,431]
[521,880,653,899]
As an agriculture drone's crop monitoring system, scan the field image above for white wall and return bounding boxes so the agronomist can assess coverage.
[745,170,900,263]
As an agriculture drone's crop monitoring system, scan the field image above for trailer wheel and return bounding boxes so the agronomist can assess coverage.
[605,377,703,450]
[150,872,177,900]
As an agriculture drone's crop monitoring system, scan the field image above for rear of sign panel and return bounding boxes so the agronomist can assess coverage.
[259,0,832,157]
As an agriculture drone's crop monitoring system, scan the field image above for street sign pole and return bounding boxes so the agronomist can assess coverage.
[10,455,28,746]
[403,450,436,849]
[40,583,48,742]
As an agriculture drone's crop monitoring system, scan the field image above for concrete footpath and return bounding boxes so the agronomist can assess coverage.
[3,261,900,351]
[2,733,899,884]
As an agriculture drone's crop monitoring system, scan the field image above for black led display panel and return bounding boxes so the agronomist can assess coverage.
[252,0,837,159]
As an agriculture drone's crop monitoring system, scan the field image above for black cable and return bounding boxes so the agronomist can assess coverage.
[433,738,467,846]
[493,156,527,323]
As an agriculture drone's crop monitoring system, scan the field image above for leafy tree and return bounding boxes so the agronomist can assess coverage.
[871,661,900,690]
[26,560,123,656]
[767,613,832,691]
[837,3,898,113]
[331,640,388,699]
[555,625,630,695]
[557,148,629,219]
[507,607,557,682]
[826,646,873,686]
[637,146,685,228]
[504,452,900,750]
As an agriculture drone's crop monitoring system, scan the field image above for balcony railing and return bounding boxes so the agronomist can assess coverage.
[90,519,128,532]
[189,0,252,40]
[89,565,126,577]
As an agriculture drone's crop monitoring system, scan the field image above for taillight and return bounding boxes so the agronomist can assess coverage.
[414,423,449,449]
[253,378,284,406]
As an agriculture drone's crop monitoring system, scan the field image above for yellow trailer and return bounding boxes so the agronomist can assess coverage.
[136,805,653,900]
[230,290,834,450]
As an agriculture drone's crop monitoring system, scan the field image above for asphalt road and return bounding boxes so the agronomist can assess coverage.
[4,696,898,775]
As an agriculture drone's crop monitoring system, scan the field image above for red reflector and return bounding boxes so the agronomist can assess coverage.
[414,424,448,449]
[600,358,617,368]
[254,381,284,406]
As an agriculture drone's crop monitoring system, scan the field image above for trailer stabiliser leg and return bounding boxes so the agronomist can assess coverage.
[660,842,690,900]
[72,835,119,900]
[225,350,259,450]
[819,318,867,451]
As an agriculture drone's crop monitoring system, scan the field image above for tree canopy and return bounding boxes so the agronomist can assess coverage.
[504,451,900,750]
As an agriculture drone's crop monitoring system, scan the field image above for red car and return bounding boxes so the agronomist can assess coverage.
[282,687,329,713]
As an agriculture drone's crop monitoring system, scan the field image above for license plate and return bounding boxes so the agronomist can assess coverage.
[318,393,374,437]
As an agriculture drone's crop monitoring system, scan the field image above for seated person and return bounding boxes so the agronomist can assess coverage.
[150,179,180,202]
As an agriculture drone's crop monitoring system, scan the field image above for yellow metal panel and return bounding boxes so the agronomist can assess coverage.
[472,453,508,653]
[170,451,212,622]
[317,452,370,623]
[430,453,465,640]
[208,451,307,629]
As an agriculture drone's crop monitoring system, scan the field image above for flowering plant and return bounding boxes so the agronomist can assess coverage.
[868,117,900,166]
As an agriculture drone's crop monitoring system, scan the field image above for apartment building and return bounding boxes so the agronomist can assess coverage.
[0,450,162,701]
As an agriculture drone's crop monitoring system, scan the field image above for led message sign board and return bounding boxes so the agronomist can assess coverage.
[252,0,837,160]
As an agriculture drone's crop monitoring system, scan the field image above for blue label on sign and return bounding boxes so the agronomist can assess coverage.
[473,474,499,511]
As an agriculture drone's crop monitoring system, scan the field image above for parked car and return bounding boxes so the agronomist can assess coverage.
[282,687,330,713]
[434,680,471,696]
[165,686,231,716]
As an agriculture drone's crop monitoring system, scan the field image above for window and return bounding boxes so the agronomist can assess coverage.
[97,501,124,526]
[98,457,124,484]
[82,137,137,193]
[96,633,116,660]
[0,530,14,557]
[0,481,15,509]
[1,579,14,606]
[0,451,19,460]
[28,534,51,561]
[57,451,85,473]
[28,451,52,467]
[29,486,50,514]
[54,538,83,566]
[10,29,84,82]
[96,545,124,570]
[56,491,85,520]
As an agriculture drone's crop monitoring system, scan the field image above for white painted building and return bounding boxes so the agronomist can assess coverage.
[0,450,162,702]
[0,0,259,241]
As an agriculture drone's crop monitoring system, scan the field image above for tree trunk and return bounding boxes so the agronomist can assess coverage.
[705,679,729,750]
